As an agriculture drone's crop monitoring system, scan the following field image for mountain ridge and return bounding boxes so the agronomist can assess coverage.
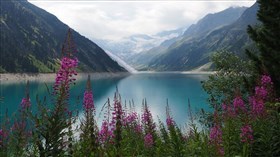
[129,6,249,70]
[145,4,258,71]
[0,0,126,73]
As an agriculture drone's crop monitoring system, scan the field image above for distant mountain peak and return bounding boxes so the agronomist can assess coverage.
[144,3,258,71]
[183,6,247,37]
[128,4,258,71]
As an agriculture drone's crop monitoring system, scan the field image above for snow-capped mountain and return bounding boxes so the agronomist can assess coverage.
[93,27,186,62]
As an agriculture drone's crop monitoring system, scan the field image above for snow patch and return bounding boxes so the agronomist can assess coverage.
[105,50,138,73]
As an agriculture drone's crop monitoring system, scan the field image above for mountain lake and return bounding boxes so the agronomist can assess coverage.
[0,72,212,126]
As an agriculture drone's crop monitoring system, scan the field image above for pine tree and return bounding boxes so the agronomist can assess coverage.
[247,0,280,94]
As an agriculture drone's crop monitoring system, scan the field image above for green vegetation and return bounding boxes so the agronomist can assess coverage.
[27,55,52,73]
[247,0,280,95]
[202,51,255,107]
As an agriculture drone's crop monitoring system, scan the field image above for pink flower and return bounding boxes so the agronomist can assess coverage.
[240,125,253,144]
[109,92,123,133]
[20,97,31,109]
[135,124,142,133]
[233,96,246,113]
[0,129,7,147]
[99,121,113,144]
[141,105,156,133]
[209,124,224,156]
[261,75,272,86]
[112,101,123,122]
[141,103,155,130]
[53,57,78,95]
[83,91,94,111]
[249,96,265,117]
[166,117,174,127]
[166,104,175,127]
[142,109,152,124]
[124,112,138,126]
[144,133,154,148]
[209,124,222,144]
[255,86,268,99]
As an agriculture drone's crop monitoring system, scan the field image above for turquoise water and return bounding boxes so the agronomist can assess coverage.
[0,73,210,126]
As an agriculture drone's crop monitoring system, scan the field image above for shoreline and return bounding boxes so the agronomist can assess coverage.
[135,71,215,75]
[0,71,214,84]
[0,72,131,84]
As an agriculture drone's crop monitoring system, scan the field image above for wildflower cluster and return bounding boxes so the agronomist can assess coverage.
[249,75,273,117]
[240,125,253,144]
[207,75,279,156]
[142,100,156,149]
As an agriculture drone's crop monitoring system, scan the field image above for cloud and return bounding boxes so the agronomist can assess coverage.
[28,0,256,40]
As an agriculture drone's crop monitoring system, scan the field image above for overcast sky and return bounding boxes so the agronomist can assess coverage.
[28,0,256,41]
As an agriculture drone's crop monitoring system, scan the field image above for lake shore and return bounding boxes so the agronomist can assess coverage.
[0,71,214,84]
[136,71,215,74]
[0,72,131,84]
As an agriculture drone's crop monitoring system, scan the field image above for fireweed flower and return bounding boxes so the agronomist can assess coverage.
[233,96,246,113]
[20,81,31,110]
[249,96,265,117]
[111,90,123,150]
[141,103,156,133]
[166,104,175,127]
[0,129,2,142]
[209,124,224,156]
[107,90,124,137]
[255,75,273,100]
[261,75,272,86]
[141,102,155,130]
[240,125,253,144]
[112,98,123,124]
[99,121,113,144]
[142,100,156,148]
[135,124,142,133]
[123,112,142,133]
[0,129,3,136]
[123,112,138,126]
[209,124,222,144]
[83,91,94,110]
[54,29,78,96]
[144,133,154,148]
[20,97,31,110]
[83,75,94,112]
[255,86,268,99]
[0,129,7,147]
[166,117,174,127]
[53,57,78,95]
[222,103,235,118]
[249,75,274,117]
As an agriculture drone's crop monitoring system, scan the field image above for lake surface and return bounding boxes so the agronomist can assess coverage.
[0,73,211,126]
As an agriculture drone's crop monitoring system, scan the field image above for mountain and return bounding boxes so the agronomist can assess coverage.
[93,27,186,63]
[0,0,126,73]
[130,6,248,70]
[146,4,258,71]
[183,7,247,38]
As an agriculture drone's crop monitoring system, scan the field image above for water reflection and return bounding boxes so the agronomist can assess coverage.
[1,73,210,126]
